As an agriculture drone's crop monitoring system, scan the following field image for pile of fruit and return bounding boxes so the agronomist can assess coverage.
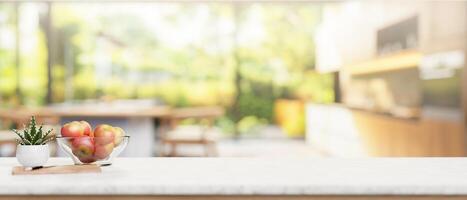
[60,121,125,163]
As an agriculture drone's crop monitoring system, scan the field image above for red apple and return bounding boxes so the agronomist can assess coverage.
[77,155,96,164]
[94,142,114,159]
[113,127,125,146]
[61,121,85,137]
[71,137,95,163]
[94,124,115,145]
[94,124,113,133]
[80,121,93,137]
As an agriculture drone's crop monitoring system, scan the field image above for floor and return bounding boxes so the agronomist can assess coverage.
[160,138,326,157]
[169,125,325,157]
[217,139,325,157]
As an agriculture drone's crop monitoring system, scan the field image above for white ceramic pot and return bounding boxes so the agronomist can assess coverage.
[16,145,50,168]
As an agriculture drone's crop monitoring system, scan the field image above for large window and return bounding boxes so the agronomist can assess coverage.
[0,3,48,106]
[0,2,333,135]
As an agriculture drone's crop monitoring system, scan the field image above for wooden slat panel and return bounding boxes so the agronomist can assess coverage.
[352,110,465,157]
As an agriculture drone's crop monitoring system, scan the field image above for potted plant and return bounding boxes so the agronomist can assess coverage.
[13,116,54,168]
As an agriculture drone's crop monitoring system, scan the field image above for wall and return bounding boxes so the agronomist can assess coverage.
[316,1,466,68]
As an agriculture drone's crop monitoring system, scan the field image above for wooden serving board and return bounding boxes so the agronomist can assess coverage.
[12,164,101,175]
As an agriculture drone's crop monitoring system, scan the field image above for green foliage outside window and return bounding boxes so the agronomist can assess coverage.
[0,3,334,135]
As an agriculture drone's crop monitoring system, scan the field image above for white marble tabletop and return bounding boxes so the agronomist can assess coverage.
[1,157,467,196]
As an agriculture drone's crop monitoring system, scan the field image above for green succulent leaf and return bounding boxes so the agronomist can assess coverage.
[15,139,24,145]
[24,128,32,142]
[35,126,45,144]
[13,116,54,145]
[40,136,55,145]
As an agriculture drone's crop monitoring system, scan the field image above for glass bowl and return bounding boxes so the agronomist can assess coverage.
[56,136,130,165]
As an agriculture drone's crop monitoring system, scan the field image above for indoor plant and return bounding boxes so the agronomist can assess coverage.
[13,116,54,168]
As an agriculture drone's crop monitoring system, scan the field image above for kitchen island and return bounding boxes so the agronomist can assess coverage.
[2,157,467,199]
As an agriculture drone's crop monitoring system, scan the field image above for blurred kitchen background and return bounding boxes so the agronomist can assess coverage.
[0,0,465,157]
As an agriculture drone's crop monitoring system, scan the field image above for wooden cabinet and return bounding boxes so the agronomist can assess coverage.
[306,104,465,157]
[353,110,465,157]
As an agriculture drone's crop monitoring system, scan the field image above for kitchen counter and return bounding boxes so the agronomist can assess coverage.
[2,157,467,200]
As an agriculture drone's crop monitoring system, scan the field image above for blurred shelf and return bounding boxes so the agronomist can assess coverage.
[349,51,422,76]
[0,105,172,119]
[346,106,420,121]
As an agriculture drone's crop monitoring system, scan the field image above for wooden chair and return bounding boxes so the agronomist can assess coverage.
[159,106,224,157]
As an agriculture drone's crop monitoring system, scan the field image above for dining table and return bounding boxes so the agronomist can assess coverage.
[0,101,172,156]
